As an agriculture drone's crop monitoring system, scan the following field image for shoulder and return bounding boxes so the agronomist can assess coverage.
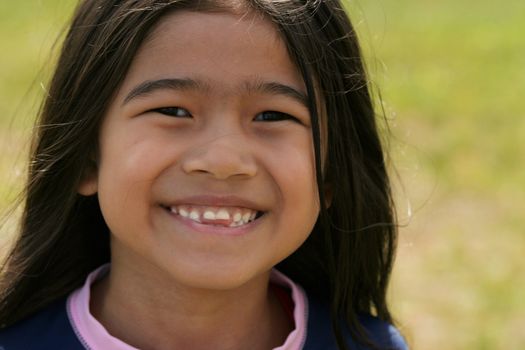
[357,313,408,350]
[304,294,408,350]
[0,297,85,350]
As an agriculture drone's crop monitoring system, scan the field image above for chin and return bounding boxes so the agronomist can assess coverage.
[168,263,270,291]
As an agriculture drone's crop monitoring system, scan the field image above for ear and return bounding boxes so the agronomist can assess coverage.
[323,183,333,208]
[78,162,98,196]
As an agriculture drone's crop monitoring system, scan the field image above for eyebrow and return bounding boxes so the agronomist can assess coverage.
[242,79,308,109]
[122,77,308,108]
[123,78,205,105]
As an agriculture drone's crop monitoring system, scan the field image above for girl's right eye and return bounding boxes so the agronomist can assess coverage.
[152,107,191,118]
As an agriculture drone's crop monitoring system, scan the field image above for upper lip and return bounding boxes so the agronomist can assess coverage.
[165,195,265,211]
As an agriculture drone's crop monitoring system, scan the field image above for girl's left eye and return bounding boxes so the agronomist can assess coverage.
[152,107,191,118]
[254,111,298,122]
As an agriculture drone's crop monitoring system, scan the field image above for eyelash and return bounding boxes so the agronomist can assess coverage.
[153,107,191,118]
[152,107,299,122]
[254,111,297,122]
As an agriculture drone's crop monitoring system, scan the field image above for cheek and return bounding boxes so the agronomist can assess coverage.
[98,121,183,186]
[269,132,320,229]
[276,132,318,196]
[96,161,151,236]
[95,133,176,233]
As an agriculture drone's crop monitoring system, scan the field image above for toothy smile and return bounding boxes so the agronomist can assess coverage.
[168,205,261,227]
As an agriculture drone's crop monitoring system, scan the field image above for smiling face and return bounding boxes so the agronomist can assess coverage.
[79,10,320,290]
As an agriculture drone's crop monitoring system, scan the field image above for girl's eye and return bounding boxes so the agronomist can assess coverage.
[254,111,297,122]
[152,107,191,118]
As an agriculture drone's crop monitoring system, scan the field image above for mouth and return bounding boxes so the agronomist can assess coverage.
[162,204,265,228]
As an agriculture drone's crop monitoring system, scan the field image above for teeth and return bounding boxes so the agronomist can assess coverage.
[216,209,230,220]
[189,210,200,222]
[170,205,259,227]
[203,210,216,220]
[179,208,189,218]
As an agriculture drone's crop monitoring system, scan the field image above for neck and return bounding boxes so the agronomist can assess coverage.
[90,262,292,350]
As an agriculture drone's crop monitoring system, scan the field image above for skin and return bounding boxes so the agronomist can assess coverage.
[80,10,320,350]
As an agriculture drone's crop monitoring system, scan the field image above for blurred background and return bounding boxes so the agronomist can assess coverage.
[1,1,524,349]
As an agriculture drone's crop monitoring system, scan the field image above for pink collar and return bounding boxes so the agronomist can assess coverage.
[67,265,308,349]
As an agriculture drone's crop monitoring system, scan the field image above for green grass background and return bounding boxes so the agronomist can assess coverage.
[1,1,524,349]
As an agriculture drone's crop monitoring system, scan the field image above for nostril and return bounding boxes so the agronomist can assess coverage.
[180,140,257,179]
[183,161,257,180]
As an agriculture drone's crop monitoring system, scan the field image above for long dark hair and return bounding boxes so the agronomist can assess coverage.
[0,1,398,349]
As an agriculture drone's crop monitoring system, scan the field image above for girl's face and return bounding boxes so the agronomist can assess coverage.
[80,10,320,289]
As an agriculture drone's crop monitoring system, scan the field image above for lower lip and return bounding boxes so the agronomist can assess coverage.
[163,207,263,236]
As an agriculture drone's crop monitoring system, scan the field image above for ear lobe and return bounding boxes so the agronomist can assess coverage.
[78,174,98,196]
[78,162,98,196]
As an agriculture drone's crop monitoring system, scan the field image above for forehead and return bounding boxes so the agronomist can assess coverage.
[115,10,305,99]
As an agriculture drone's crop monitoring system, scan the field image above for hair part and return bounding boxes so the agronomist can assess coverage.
[0,1,398,349]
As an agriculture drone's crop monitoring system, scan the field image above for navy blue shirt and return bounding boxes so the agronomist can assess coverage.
[0,294,406,350]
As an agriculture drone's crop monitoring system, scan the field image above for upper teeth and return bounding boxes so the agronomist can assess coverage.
[171,205,258,227]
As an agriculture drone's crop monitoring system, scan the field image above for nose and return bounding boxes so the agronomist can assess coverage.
[181,132,258,180]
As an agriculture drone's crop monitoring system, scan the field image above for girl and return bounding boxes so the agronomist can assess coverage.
[0,1,407,349]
